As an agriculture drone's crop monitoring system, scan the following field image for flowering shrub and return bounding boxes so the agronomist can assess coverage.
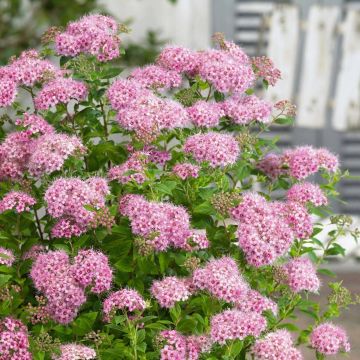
[0,14,359,360]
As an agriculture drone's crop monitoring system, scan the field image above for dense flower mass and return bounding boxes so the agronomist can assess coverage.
[53,344,96,360]
[231,193,295,266]
[210,309,266,344]
[45,177,109,238]
[172,163,200,180]
[0,247,15,267]
[0,317,32,360]
[103,289,146,322]
[252,330,302,360]
[287,182,327,206]
[119,194,208,252]
[258,146,339,180]
[184,132,240,167]
[130,65,182,89]
[280,257,320,293]
[192,257,248,302]
[151,276,192,308]
[0,191,36,213]
[35,77,88,110]
[71,249,112,294]
[157,46,199,74]
[222,95,272,124]
[251,56,281,86]
[187,100,223,128]
[55,14,121,61]
[159,330,212,360]
[108,152,148,184]
[16,113,55,136]
[310,323,350,355]
[0,76,17,107]
[235,289,278,315]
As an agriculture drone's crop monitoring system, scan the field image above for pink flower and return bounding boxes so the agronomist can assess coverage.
[210,309,266,344]
[281,257,320,293]
[0,77,17,107]
[53,344,96,360]
[252,56,281,86]
[0,191,36,213]
[310,323,350,355]
[231,193,295,267]
[187,100,224,128]
[192,257,249,303]
[222,95,272,124]
[257,153,286,179]
[184,132,240,168]
[235,289,278,315]
[252,330,303,360]
[71,249,112,294]
[103,289,146,322]
[157,46,199,74]
[0,317,31,360]
[55,15,121,62]
[173,163,200,180]
[35,77,88,110]
[287,182,327,207]
[119,194,205,252]
[130,65,182,89]
[15,113,55,136]
[0,247,15,267]
[151,276,192,308]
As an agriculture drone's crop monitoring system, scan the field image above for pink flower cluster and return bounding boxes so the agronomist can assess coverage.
[197,45,254,93]
[187,100,224,128]
[16,113,55,136]
[130,65,182,89]
[159,330,212,360]
[281,257,320,293]
[231,193,292,266]
[108,152,148,184]
[287,182,327,207]
[144,146,172,165]
[192,257,248,303]
[157,46,200,74]
[0,317,31,360]
[258,146,339,180]
[210,309,266,344]
[30,249,112,324]
[0,191,36,213]
[71,249,113,294]
[53,344,96,360]
[310,323,350,355]
[184,132,240,167]
[103,289,146,322]
[45,177,109,238]
[0,247,15,267]
[22,245,45,261]
[172,163,200,180]
[119,194,208,252]
[35,77,88,110]
[252,330,302,360]
[151,276,192,308]
[235,289,278,315]
[252,56,281,86]
[0,115,84,180]
[55,14,121,62]
[0,50,61,107]
[222,95,272,124]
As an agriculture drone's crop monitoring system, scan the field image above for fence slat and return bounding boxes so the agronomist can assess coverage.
[297,5,340,128]
[332,10,360,130]
[266,5,299,103]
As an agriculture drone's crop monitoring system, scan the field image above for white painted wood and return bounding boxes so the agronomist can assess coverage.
[100,0,211,49]
[236,2,274,13]
[332,10,360,130]
[265,5,299,103]
[297,5,340,128]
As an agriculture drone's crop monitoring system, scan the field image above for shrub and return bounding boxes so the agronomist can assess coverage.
[0,15,358,360]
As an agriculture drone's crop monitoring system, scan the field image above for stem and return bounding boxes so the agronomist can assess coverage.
[100,100,109,140]
[34,209,44,242]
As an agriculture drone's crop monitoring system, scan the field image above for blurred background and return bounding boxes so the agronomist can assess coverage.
[1,0,360,358]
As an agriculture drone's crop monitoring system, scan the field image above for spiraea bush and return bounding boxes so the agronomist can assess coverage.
[0,14,359,360]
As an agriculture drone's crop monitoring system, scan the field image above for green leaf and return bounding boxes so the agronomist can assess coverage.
[274,116,294,126]
[0,274,11,287]
[72,312,98,336]
[318,268,337,277]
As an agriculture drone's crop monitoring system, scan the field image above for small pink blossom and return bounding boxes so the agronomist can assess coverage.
[0,191,36,213]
